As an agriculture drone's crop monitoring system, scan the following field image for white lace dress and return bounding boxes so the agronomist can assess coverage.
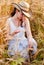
[7,17,37,59]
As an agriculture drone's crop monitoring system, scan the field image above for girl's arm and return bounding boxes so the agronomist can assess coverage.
[25,18,32,39]
[22,16,32,38]
[22,16,33,47]
[25,18,33,47]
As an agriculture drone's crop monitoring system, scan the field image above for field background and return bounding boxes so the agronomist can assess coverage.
[0,0,44,65]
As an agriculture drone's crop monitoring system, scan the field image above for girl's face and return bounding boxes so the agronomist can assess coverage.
[16,10,23,20]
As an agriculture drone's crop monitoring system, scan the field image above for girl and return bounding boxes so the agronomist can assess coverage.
[5,1,37,59]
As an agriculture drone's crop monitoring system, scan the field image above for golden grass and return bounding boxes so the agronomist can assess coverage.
[0,0,44,65]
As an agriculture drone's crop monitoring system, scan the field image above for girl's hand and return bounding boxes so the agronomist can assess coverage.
[29,43,33,48]
[27,40,34,51]
[14,30,20,34]
[11,30,20,36]
[22,15,29,22]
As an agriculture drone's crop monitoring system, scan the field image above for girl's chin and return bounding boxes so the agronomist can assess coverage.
[19,18,22,20]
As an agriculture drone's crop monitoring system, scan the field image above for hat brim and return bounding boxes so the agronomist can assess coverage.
[12,3,21,11]
[22,11,31,18]
[12,3,31,18]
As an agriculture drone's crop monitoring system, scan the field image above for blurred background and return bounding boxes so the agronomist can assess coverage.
[0,0,44,48]
[0,0,44,65]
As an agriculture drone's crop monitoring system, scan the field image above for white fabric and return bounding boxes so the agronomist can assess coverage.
[6,17,37,59]
[7,17,26,39]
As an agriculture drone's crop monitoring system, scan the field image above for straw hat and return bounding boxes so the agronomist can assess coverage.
[12,1,31,18]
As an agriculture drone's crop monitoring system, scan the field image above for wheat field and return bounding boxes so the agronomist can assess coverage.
[0,0,44,65]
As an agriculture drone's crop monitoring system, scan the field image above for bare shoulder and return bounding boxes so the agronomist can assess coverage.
[25,18,30,26]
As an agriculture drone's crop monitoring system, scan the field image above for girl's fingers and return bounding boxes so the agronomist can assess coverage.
[15,30,20,34]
